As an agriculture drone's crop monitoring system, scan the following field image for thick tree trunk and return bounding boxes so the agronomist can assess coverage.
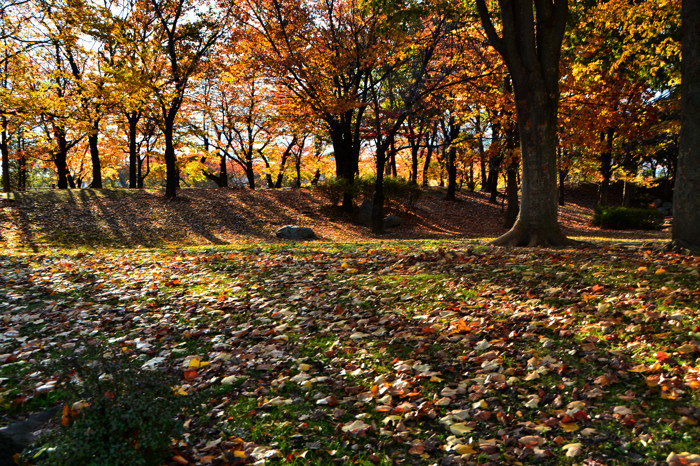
[163,118,179,199]
[88,126,102,188]
[672,0,700,253]
[476,0,572,247]
[1,117,9,193]
[327,112,362,212]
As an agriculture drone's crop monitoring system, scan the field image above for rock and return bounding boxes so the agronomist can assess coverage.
[275,226,316,240]
[0,406,61,463]
[357,200,372,226]
[383,215,404,228]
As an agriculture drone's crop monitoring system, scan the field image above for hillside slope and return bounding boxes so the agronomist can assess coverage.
[0,186,669,250]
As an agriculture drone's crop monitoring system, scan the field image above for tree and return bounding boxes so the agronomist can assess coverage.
[141,0,227,199]
[476,0,574,246]
[672,0,700,252]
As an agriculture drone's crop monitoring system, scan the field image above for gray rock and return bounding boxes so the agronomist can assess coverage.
[275,225,316,240]
[383,215,404,228]
[357,200,372,226]
[0,406,61,462]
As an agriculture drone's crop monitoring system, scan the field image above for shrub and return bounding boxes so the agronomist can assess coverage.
[315,177,353,206]
[592,205,664,230]
[353,175,422,210]
[317,176,422,210]
[25,347,191,466]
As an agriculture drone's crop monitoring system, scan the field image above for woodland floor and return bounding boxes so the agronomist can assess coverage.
[1,187,698,465]
[0,185,670,250]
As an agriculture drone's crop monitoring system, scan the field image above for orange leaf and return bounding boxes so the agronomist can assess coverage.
[172,455,188,465]
[184,370,198,381]
[61,404,70,426]
[654,351,669,361]
[591,284,604,293]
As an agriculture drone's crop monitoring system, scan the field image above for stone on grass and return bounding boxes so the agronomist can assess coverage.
[276,225,316,240]
[383,215,404,229]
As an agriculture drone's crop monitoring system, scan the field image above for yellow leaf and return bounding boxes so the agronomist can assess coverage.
[560,422,579,432]
[655,268,666,275]
[449,423,474,435]
[454,444,476,455]
[189,358,209,369]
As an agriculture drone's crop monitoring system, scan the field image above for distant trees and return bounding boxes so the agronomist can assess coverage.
[1,0,696,250]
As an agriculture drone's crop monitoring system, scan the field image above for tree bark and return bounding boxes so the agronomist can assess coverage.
[163,115,179,199]
[598,128,614,206]
[53,126,70,189]
[127,112,140,189]
[372,146,386,234]
[505,160,519,229]
[422,130,435,187]
[327,109,363,212]
[88,122,102,189]
[558,168,568,206]
[1,117,9,193]
[476,0,573,247]
[672,0,700,252]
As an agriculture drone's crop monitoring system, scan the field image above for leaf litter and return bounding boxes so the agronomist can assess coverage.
[0,241,698,464]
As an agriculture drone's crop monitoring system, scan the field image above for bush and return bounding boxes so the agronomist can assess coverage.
[25,347,191,466]
[352,175,422,209]
[317,176,422,210]
[315,177,353,206]
[592,205,664,230]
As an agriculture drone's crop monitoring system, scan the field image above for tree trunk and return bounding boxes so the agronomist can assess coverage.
[163,117,179,199]
[127,113,139,189]
[410,145,419,184]
[598,128,614,206]
[422,134,434,187]
[372,146,386,234]
[245,158,256,189]
[1,117,9,193]
[558,168,568,206]
[88,125,102,188]
[505,160,519,229]
[219,154,228,188]
[53,126,70,189]
[327,112,362,212]
[476,0,572,247]
[672,0,700,252]
[477,114,488,191]
[446,146,458,200]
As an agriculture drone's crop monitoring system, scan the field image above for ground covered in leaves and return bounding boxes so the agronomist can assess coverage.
[1,240,698,465]
[0,185,669,251]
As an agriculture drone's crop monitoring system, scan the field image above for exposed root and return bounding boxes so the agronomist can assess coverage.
[489,223,585,248]
[665,240,700,256]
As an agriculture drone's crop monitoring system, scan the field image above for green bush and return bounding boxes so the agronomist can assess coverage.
[26,347,191,466]
[315,177,353,206]
[353,175,422,209]
[592,205,664,230]
[317,176,421,210]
